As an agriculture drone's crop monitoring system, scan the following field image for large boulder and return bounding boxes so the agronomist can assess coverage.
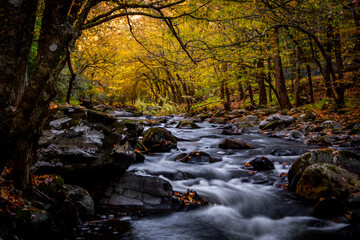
[99,172,173,209]
[64,184,94,218]
[288,149,360,191]
[141,127,177,152]
[218,137,254,149]
[34,106,142,186]
[296,163,360,201]
[259,114,295,130]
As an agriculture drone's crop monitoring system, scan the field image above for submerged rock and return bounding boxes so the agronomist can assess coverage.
[218,137,254,149]
[141,127,177,152]
[248,156,275,171]
[271,149,296,156]
[175,151,221,164]
[312,198,345,219]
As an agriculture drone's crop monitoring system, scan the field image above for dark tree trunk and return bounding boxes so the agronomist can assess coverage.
[238,82,244,100]
[325,22,334,98]
[267,58,272,102]
[295,43,301,107]
[306,65,315,104]
[257,58,267,106]
[247,81,255,105]
[272,28,292,109]
[0,0,39,171]
[334,30,345,106]
[66,48,76,104]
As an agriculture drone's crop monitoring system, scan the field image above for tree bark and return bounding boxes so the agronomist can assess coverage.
[257,58,267,106]
[295,41,301,107]
[271,28,292,109]
[306,65,315,104]
[66,48,76,104]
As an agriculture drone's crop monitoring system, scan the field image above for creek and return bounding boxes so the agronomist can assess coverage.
[74,116,347,240]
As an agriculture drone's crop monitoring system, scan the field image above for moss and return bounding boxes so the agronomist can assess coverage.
[262,120,280,130]
[320,148,335,154]
[338,150,360,160]
[325,164,340,174]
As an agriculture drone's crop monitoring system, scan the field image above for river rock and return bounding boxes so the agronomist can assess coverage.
[306,136,332,146]
[288,149,333,190]
[99,172,173,209]
[175,151,220,164]
[288,130,304,139]
[175,121,200,129]
[142,127,177,152]
[312,197,346,219]
[34,106,141,186]
[259,114,295,130]
[296,163,360,201]
[219,137,254,149]
[271,149,296,156]
[243,115,259,124]
[300,111,317,121]
[248,156,275,171]
[320,120,342,129]
[64,184,95,217]
[109,110,135,117]
[209,117,227,124]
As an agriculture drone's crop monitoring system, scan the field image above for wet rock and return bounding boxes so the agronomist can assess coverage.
[312,198,345,219]
[35,106,141,187]
[321,120,342,129]
[288,130,304,139]
[29,210,58,237]
[307,136,332,146]
[271,149,296,156]
[175,121,200,129]
[99,172,173,209]
[296,163,360,201]
[221,128,242,135]
[64,184,95,218]
[109,110,135,118]
[175,151,221,164]
[218,137,254,149]
[333,151,360,175]
[240,126,260,134]
[172,190,211,211]
[142,127,177,152]
[288,149,334,190]
[209,117,227,124]
[243,115,259,124]
[259,114,294,130]
[248,156,275,171]
[300,111,317,121]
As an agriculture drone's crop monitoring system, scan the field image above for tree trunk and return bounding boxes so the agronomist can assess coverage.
[0,0,39,171]
[267,58,272,102]
[247,81,255,105]
[271,28,292,109]
[295,42,301,107]
[66,48,76,104]
[238,81,244,100]
[325,22,334,97]
[257,58,267,106]
[306,65,315,104]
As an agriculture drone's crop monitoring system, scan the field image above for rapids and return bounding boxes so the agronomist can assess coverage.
[75,117,347,240]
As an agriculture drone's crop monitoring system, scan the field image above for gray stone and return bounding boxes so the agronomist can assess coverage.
[99,172,173,209]
[320,120,342,129]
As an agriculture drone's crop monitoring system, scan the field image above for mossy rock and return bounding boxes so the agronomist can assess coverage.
[175,121,200,129]
[262,120,280,130]
[35,174,65,197]
[296,163,360,201]
[142,127,177,152]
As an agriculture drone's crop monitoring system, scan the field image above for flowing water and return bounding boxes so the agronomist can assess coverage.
[75,117,347,240]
